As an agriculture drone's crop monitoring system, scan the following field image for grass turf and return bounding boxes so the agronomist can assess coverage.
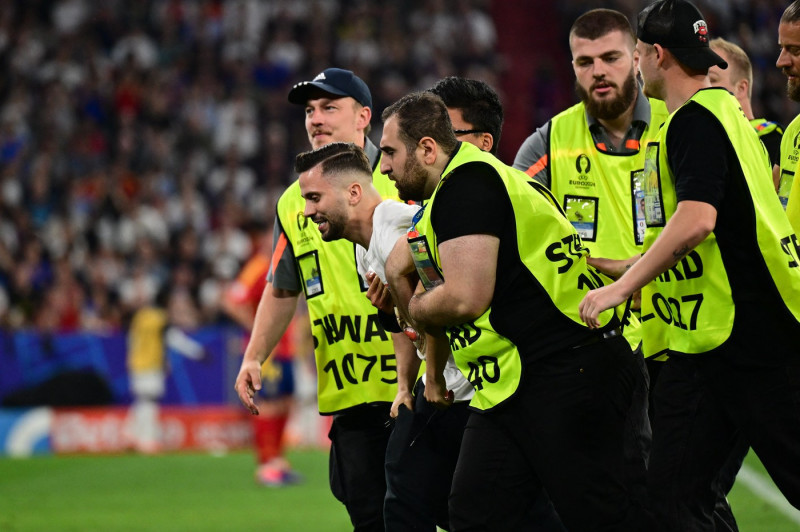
[0,449,795,531]
[0,449,351,532]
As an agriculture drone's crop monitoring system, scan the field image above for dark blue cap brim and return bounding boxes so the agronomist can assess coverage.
[288,81,363,106]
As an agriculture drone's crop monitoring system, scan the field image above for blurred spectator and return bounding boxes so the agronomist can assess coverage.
[0,0,499,334]
[125,287,204,453]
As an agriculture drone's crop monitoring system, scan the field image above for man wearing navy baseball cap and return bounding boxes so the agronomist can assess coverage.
[234,66,400,531]
[580,0,800,529]
[283,68,376,150]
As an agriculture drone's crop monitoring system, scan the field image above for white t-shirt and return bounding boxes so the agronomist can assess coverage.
[356,200,474,402]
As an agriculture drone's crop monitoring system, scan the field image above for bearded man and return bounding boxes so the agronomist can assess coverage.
[512,5,668,519]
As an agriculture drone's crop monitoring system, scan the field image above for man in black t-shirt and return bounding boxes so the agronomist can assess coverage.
[580,1,800,529]
[381,91,656,531]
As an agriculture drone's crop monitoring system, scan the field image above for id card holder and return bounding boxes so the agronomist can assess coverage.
[632,169,647,245]
[563,195,598,241]
[642,142,665,227]
[408,236,443,291]
[297,251,323,299]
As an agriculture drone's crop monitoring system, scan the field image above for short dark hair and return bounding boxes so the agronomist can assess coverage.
[570,8,636,48]
[428,77,504,154]
[294,142,371,179]
[783,1,800,24]
[381,92,458,156]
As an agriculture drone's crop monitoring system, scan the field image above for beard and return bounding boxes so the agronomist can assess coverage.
[394,155,429,202]
[314,209,347,242]
[787,76,800,102]
[642,75,665,102]
[576,68,638,120]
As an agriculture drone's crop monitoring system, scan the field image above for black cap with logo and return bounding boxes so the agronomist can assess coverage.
[637,0,728,71]
[287,68,372,109]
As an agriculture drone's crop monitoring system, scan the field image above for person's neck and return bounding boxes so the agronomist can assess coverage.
[597,103,635,148]
[665,76,710,114]
[349,197,382,249]
[426,151,453,199]
[355,134,366,149]
[738,98,754,120]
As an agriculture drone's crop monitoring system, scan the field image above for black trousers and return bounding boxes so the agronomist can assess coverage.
[648,352,800,531]
[329,404,393,532]
[384,378,471,531]
[624,347,652,508]
[448,336,656,532]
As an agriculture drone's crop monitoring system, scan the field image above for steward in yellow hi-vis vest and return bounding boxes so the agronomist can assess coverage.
[409,142,620,411]
[277,152,399,414]
[641,89,800,358]
[549,97,669,257]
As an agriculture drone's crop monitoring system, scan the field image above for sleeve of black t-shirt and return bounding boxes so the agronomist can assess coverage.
[760,128,782,167]
[666,101,730,210]
[430,161,510,243]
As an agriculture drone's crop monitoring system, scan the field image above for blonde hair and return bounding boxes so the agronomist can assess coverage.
[710,38,753,98]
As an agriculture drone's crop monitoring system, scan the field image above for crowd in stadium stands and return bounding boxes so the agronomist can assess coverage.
[0,0,498,332]
[0,0,794,333]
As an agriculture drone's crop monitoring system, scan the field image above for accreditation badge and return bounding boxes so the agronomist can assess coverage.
[642,142,665,227]
[632,169,647,245]
[407,206,443,291]
[297,250,323,298]
[408,236,443,291]
[563,195,598,241]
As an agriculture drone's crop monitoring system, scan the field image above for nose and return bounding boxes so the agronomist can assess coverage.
[380,159,391,175]
[592,58,608,78]
[307,107,323,125]
[777,48,791,69]
[303,202,315,218]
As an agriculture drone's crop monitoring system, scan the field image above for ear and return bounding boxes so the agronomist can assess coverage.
[734,78,749,100]
[480,133,494,153]
[633,48,640,70]
[418,136,438,165]
[356,105,372,132]
[347,182,363,206]
[653,43,666,67]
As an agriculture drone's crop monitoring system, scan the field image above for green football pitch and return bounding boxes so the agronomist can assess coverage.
[0,449,797,531]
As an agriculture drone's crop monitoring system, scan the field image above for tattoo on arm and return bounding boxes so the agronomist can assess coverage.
[672,245,689,264]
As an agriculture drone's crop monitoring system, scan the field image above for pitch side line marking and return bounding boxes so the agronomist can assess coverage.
[737,464,800,525]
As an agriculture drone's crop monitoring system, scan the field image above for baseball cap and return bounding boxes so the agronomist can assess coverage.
[287,68,372,109]
[637,0,728,71]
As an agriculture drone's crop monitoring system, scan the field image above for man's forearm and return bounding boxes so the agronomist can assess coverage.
[408,284,481,328]
[243,283,300,364]
[423,330,450,381]
[392,331,421,394]
[615,201,715,296]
